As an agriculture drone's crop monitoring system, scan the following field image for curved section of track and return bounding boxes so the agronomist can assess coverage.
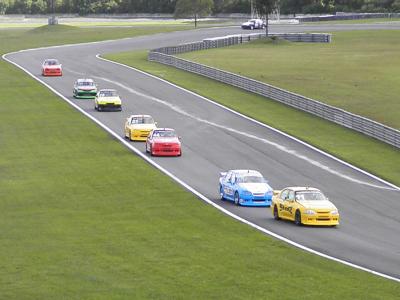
[5,24,400,280]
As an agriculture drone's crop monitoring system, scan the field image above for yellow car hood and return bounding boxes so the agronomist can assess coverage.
[127,123,157,130]
[297,200,337,210]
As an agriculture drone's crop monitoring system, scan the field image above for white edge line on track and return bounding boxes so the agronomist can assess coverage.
[3,48,400,283]
[96,54,400,192]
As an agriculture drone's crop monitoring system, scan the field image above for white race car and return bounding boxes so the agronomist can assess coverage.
[73,78,97,99]
[241,19,265,30]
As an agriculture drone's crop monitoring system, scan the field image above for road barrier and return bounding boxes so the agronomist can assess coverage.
[148,34,400,149]
[297,12,400,22]
[151,33,331,56]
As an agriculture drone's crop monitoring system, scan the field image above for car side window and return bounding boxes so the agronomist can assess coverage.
[280,190,288,200]
[230,174,236,184]
[288,190,295,201]
[225,172,232,183]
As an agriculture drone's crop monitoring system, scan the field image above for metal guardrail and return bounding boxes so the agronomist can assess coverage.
[152,33,331,56]
[297,13,400,22]
[148,34,400,149]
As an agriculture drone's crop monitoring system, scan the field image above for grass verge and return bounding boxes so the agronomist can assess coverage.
[0,24,190,53]
[179,30,400,129]
[104,50,399,187]
[0,19,235,29]
[1,25,399,299]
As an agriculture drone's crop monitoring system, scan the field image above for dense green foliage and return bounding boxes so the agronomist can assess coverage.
[174,0,214,27]
[1,0,399,15]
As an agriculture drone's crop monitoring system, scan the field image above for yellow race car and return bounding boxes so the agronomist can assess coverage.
[94,89,122,111]
[271,187,339,226]
[124,115,157,141]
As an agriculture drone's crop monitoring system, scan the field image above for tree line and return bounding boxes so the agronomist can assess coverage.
[1,0,399,15]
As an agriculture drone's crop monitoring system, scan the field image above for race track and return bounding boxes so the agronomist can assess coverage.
[5,23,400,280]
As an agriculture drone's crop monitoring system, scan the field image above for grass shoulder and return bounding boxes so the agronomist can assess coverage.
[0,24,189,54]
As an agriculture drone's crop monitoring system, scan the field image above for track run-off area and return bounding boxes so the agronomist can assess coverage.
[4,23,400,281]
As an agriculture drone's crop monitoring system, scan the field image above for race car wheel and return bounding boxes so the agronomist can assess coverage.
[273,205,280,220]
[250,25,254,30]
[220,185,225,200]
[128,130,133,141]
[295,210,302,226]
[98,106,102,112]
[234,192,240,206]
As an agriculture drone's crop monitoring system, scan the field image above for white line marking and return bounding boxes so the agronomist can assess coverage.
[66,65,397,191]
[3,41,400,283]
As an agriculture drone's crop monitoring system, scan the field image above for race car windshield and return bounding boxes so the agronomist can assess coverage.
[131,116,154,124]
[295,191,326,201]
[78,81,94,87]
[45,60,59,65]
[237,176,266,183]
[152,130,176,138]
[99,91,117,97]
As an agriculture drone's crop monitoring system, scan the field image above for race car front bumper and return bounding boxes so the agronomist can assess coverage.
[74,90,97,99]
[97,103,122,111]
[238,194,272,207]
[301,214,340,226]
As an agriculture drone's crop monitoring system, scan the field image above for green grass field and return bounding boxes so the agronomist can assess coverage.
[0,24,190,52]
[0,19,235,29]
[179,31,400,129]
[1,26,400,299]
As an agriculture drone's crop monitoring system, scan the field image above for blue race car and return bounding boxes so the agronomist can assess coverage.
[219,170,273,207]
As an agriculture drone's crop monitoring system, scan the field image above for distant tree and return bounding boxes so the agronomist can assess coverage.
[253,0,277,36]
[174,0,214,27]
[334,0,364,11]
[392,0,400,10]
[31,0,47,13]
[75,0,91,14]
[0,0,12,14]
[280,0,314,16]
[89,0,120,13]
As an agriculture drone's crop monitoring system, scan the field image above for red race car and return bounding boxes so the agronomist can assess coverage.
[42,59,62,76]
[146,128,182,157]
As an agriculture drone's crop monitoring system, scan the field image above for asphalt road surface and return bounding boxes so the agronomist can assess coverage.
[5,24,400,280]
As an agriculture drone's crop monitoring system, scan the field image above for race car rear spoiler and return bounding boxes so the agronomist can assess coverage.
[219,172,227,178]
